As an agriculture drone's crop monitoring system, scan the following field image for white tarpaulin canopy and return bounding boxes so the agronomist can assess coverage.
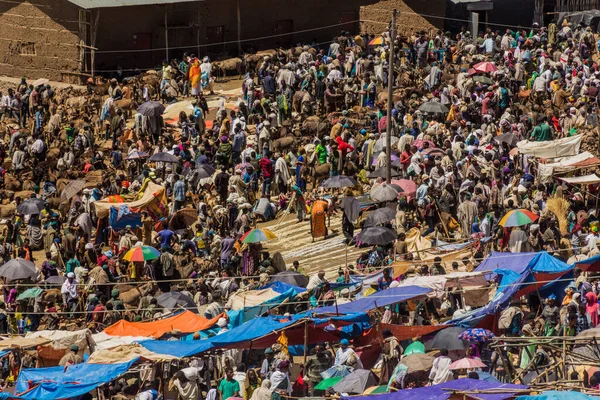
[92,332,152,351]
[26,329,95,350]
[398,271,488,297]
[559,174,600,185]
[226,288,282,310]
[538,151,599,183]
[517,135,582,158]
[93,182,166,218]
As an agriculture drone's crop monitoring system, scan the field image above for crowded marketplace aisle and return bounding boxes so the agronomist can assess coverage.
[2,10,600,400]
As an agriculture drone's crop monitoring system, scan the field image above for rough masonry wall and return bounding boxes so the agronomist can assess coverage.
[360,0,445,36]
[0,1,81,83]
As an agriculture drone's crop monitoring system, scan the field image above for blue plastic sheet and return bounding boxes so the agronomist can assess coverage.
[141,338,214,358]
[261,281,306,295]
[476,251,571,274]
[516,391,599,400]
[16,360,137,399]
[142,317,299,357]
[449,269,531,327]
[109,205,142,230]
[307,285,431,315]
[343,378,527,400]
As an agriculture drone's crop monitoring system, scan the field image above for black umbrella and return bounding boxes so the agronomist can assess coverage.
[270,271,309,288]
[418,101,449,114]
[149,152,180,163]
[137,101,166,117]
[425,327,467,351]
[197,164,216,179]
[17,198,44,215]
[157,291,197,312]
[0,258,38,281]
[332,369,378,394]
[357,226,397,245]
[367,168,401,179]
[364,205,396,227]
[321,175,359,189]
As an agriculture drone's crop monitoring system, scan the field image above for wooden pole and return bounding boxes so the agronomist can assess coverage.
[562,337,567,379]
[90,10,99,78]
[303,320,309,366]
[236,0,242,55]
[385,9,397,185]
[165,5,169,61]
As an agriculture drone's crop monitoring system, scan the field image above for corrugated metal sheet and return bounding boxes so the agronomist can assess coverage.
[67,0,201,9]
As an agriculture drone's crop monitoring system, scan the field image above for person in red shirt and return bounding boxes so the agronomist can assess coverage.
[335,134,354,157]
[259,151,274,197]
[335,133,354,173]
[400,143,412,172]
[92,298,106,324]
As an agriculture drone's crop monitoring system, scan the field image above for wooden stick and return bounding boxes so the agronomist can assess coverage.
[303,320,309,366]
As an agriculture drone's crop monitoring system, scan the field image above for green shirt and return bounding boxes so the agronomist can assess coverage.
[530,123,552,142]
[65,258,80,274]
[219,378,240,400]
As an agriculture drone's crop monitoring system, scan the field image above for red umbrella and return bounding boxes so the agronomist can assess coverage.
[473,61,498,73]
[412,139,435,150]
[391,179,417,200]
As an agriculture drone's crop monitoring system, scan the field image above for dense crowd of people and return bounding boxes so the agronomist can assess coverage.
[2,15,600,399]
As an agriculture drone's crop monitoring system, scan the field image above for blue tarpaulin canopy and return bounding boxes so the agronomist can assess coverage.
[141,338,214,358]
[449,269,530,327]
[571,253,600,272]
[307,285,431,315]
[516,391,600,400]
[260,281,306,295]
[143,313,372,358]
[476,251,571,275]
[109,205,142,230]
[343,378,527,400]
[16,360,136,399]
[142,317,300,357]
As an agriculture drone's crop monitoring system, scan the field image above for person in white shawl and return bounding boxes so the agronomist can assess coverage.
[274,153,291,194]
[509,226,528,253]
[428,348,454,385]
[250,380,272,400]
[270,360,292,395]
[334,338,363,369]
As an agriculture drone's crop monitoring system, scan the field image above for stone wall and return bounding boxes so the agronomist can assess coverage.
[0,1,81,82]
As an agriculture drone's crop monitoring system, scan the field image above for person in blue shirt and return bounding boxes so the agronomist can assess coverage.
[172,175,187,212]
[377,267,393,291]
[34,106,44,135]
[156,221,175,249]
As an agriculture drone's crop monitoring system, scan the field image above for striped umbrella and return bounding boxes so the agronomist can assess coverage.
[499,209,539,227]
[122,246,161,262]
[240,228,277,243]
[60,180,86,204]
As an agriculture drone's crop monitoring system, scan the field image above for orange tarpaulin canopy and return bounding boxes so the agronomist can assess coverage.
[103,311,223,338]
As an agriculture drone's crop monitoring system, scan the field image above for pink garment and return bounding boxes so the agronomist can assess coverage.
[586,291,599,327]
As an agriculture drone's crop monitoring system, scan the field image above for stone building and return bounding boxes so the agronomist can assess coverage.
[0,0,446,83]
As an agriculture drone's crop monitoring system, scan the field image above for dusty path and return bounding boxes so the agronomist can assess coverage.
[260,213,365,279]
